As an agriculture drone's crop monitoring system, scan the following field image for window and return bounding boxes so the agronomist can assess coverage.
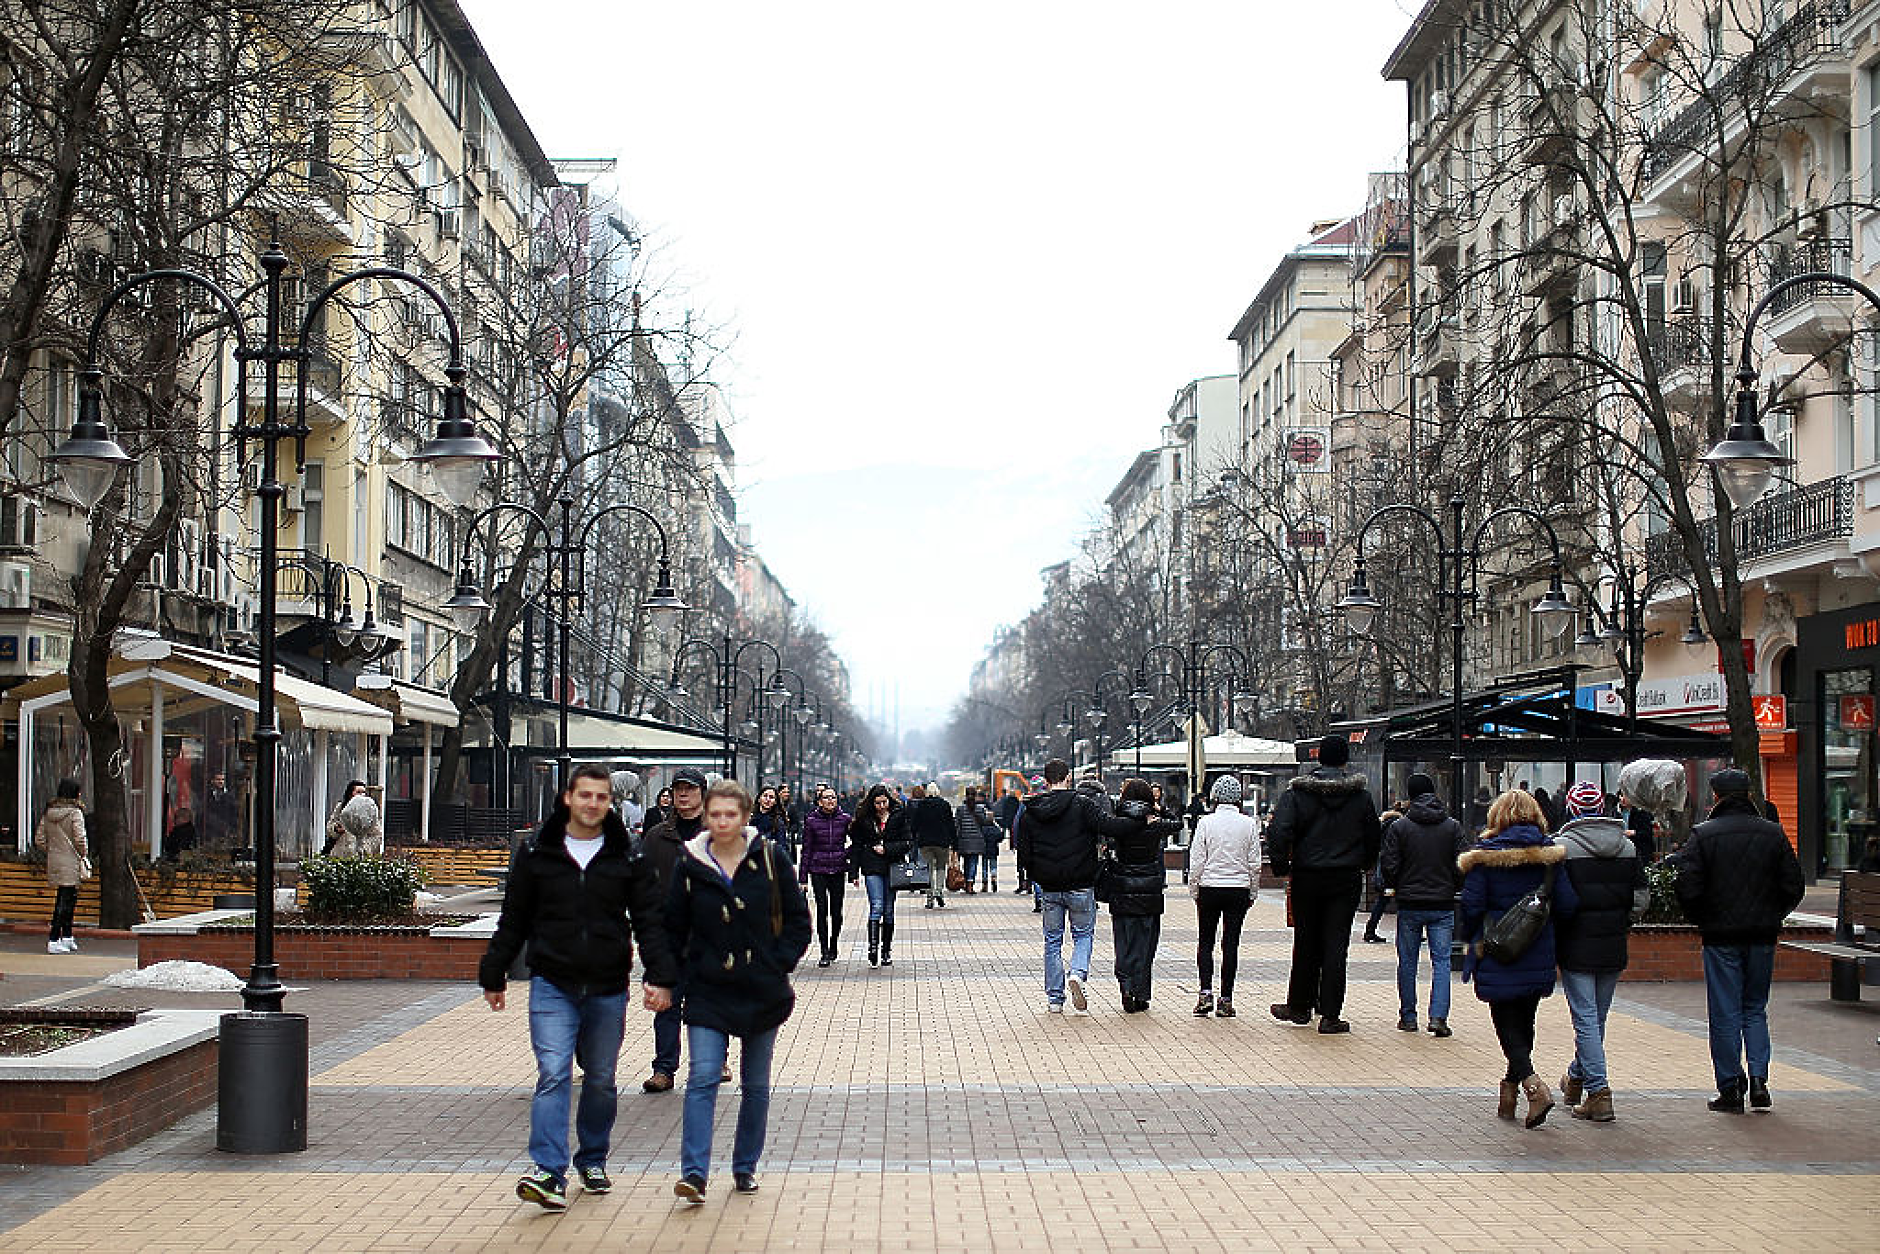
[386,481,407,549]
[1868,64,1880,198]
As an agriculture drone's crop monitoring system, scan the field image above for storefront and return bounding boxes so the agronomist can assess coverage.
[1795,602,1880,878]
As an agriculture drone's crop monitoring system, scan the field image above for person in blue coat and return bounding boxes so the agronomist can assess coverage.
[1458,788,1578,1128]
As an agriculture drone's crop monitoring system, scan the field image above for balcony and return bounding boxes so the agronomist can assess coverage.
[1644,475,1853,583]
[1520,84,1582,167]
[1765,236,1861,354]
[1416,206,1457,269]
[269,164,352,247]
[1645,314,1716,409]
[1416,312,1462,378]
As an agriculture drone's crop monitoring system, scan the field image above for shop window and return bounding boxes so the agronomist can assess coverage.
[1821,666,1874,872]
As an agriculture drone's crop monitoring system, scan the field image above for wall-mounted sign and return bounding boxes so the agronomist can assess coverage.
[1594,672,1724,717]
[1846,618,1880,651]
[1839,694,1874,731]
[1284,428,1331,472]
[1752,695,1787,731]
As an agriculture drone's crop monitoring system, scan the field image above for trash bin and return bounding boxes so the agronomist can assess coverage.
[212,893,256,910]
[217,1011,308,1154]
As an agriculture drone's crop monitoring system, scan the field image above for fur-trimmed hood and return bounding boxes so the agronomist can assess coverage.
[1458,827,1566,874]
[1288,768,1369,799]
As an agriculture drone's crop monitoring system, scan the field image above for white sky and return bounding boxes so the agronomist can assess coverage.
[458,0,1414,739]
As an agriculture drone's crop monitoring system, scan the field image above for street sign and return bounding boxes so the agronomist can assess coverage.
[1752,695,1787,731]
[1839,694,1874,731]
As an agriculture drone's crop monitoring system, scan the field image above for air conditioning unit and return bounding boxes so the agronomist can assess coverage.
[215,535,240,602]
[0,560,31,610]
[0,496,40,553]
[434,209,460,240]
[488,167,508,199]
[392,150,422,172]
[171,519,201,593]
[282,486,305,513]
[1429,90,1450,120]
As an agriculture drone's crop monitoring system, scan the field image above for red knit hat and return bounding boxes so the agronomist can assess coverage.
[1565,781,1605,816]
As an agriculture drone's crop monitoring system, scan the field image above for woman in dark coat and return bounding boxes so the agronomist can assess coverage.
[666,780,811,1204]
[954,786,1000,893]
[798,785,853,967]
[847,784,911,968]
[752,786,785,841]
[1103,778,1183,1012]
[1459,789,1579,1128]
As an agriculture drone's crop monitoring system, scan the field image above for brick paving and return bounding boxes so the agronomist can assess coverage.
[2,890,1879,1251]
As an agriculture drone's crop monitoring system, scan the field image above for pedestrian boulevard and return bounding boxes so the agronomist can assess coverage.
[3,890,1878,1251]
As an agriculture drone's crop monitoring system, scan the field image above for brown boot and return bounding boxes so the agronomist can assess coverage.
[1559,1071,1583,1107]
[1520,1074,1554,1128]
[1572,1089,1615,1122]
[1497,1081,1519,1120]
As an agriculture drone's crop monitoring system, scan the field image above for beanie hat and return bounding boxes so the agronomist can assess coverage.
[1209,775,1242,805]
[1318,734,1349,768]
[1405,772,1436,799]
[1565,781,1605,816]
[1709,767,1752,796]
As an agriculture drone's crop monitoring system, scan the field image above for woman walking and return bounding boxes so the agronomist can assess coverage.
[1104,778,1183,1012]
[1459,789,1579,1127]
[40,778,88,954]
[644,786,674,833]
[1187,775,1260,1017]
[847,784,910,968]
[752,786,785,843]
[667,780,811,1204]
[799,785,852,967]
[954,787,997,893]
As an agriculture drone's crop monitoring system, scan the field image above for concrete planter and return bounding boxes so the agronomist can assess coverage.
[135,910,495,981]
[0,1009,221,1164]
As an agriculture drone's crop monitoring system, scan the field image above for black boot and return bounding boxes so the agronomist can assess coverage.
[880,920,895,966]
[816,923,832,967]
[867,920,880,968]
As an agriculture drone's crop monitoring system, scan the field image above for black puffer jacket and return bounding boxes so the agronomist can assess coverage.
[1379,793,1468,909]
[907,795,956,850]
[1016,787,1136,891]
[1675,799,1805,946]
[954,802,1001,858]
[1265,768,1382,876]
[1554,815,1649,973]
[847,807,913,878]
[479,808,679,995]
[666,833,812,1037]
[1102,798,1183,916]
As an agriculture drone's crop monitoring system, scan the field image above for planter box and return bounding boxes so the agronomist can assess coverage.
[136,911,496,981]
[1622,924,1836,983]
[0,861,264,925]
[0,1009,221,1164]
[387,846,512,883]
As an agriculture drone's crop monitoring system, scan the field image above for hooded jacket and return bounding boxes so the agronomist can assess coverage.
[1379,793,1468,910]
[1675,798,1805,946]
[330,794,384,858]
[797,805,853,880]
[1553,815,1649,973]
[1186,803,1261,891]
[1458,824,1579,1000]
[1101,798,1183,916]
[1015,787,1136,891]
[479,807,678,996]
[906,793,956,850]
[666,832,812,1037]
[1265,767,1382,876]
[847,805,913,878]
[39,800,88,888]
[1075,778,1114,816]
[954,801,1002,858]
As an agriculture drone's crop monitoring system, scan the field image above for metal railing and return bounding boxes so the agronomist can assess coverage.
[1645,314,1714,376]
[1645,475,1853,580]
[1768,236,1854,318]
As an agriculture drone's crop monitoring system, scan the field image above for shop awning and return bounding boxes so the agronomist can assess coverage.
[553,710,726,758]
[1107,731,1300,769]
[353,676,462,728]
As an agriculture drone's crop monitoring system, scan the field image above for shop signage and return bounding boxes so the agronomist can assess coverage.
[1846,617,1880,651]
[1752,695,1787,731]
[1839,695,1875,731]
[1594,671,1724,717]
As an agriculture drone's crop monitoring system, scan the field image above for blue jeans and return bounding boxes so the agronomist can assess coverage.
[1702,943,1776,1089]
[1561,968,1620,1093]
[1394,907,1455,1023]
[681,1024,778,1180]
[980,853,999,885]
[651,980,684,1077]
[863,874,893,922]
[525,978,627,1180]
[1040,887,1097,1004]
[962,852,980,884]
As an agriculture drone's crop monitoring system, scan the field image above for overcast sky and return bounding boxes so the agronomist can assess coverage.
[459,0,1413,743]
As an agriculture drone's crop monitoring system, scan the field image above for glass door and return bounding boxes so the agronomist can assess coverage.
[1821,667,1876,872]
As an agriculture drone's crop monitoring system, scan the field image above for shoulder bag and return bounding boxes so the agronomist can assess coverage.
[1480,862,1557,964]
[888,849,930,894]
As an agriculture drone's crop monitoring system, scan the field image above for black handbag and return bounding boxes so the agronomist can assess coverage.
[888,854,930,894]
[1480,863,1557,964]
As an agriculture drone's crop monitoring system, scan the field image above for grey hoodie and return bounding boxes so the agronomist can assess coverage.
[1553,814,1650,973]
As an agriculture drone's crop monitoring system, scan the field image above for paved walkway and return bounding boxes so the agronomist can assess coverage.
[3,887,1879,1251]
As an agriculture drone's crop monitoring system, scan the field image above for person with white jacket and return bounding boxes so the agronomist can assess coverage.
[1186,774,1261,1017]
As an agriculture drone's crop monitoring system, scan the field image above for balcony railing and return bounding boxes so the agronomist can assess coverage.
[1645,314,1714,376]
[1640,1,1849,184]
[1768,236,1853,318]
[1645,474,1853,581]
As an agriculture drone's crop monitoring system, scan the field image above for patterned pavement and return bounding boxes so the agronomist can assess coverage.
[2,887,1878,1251]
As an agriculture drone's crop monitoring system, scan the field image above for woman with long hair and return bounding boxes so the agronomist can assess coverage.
[40,777,87,953]
[752,785,784,841]
[1103,778,1183,1011]
[1459,789,1579,1127]
[847,784,911,968]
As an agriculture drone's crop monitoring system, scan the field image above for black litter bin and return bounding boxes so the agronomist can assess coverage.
[217,1012,308,1154]
[212,894,256,910]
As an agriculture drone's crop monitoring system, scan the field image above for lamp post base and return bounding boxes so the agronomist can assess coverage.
[216,1011,308,1154]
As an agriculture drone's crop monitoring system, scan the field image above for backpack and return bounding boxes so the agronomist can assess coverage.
[1480,862,1557,964]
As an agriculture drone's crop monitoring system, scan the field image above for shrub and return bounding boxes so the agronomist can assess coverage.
[300,855,428,922]
[1639,860,1686,925]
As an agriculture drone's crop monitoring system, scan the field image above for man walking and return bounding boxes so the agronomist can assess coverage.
[1014,758,1135,1014]
[641,768,708,1093]
[1378,772,1468,1038]
[1675,767,1805,1113]
[1266,734,1382,1033]
[479,764,676,1211]
[907,783,956,908]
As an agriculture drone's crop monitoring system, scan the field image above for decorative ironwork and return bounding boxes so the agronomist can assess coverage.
[1645,475,1853,580]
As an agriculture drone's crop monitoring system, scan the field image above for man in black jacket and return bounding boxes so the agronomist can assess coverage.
[1675,768,1806,1113]
[640,767,707,1093]
[480,764,676,1211]
[1015,758,1135,1013]
[1378,772,1469,1038]
[1266,734,1382,1033]
[907,784,956,908]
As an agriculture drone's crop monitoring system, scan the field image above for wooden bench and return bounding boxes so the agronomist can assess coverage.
[1781,871,1880,1001]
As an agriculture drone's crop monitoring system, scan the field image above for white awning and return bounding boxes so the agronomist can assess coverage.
[353,677,461,728]
[554,710,726,757]
[1107,731,1299,769]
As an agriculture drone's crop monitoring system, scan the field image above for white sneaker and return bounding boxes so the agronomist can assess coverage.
[1067,974,1087,1013]
[62,937,78,952]
[48,941,64,954]
[1047,1001,1064,1014]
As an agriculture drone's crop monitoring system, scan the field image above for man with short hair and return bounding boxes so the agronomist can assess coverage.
[1015,758,1136,1013]
[907,783,956,908]
[1675,767,1805,1113]
[1266,734,1382,1034]
[1378,771,1469,1038]
[641,768,708,1093]
[480,764,676,1212]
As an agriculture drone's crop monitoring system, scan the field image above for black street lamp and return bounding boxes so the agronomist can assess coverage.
[277,552,402,687]
[1339,493,1576,817]
[445,495,684,787]
[1131,639,1254,780]
[1571,566,1707,734]
[48,238,501,1154]
[667,633,790,782]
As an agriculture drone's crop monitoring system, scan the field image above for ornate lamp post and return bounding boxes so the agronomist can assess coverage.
[665,634,791,782]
